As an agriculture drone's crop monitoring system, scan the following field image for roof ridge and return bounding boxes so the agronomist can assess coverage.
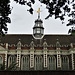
[6,34,32,35]
[6,34,71,36]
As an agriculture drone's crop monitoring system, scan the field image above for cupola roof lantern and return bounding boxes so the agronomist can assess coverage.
[33,8,44,39]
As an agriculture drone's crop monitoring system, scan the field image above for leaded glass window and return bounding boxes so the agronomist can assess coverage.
[0,56,3,69]
[48,56,56,70]
[8,56,16,67]
[35,56,43,70]
[61,56,69,70]
[21,56,29,70]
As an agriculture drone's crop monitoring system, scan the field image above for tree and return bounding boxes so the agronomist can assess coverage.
[0,0,11,36]
[67,4,75,34]
[0,0,75,35]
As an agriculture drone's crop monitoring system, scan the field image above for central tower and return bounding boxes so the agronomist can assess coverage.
[33,8,44,39]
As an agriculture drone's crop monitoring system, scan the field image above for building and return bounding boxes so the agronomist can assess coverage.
[0,11,75,71]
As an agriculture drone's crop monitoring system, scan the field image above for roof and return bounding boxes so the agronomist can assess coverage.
[0,34,75,46]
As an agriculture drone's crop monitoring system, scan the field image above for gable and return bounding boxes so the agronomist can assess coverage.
[0,46,5,50]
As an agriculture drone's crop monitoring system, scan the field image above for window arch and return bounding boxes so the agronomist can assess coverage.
[61,56,69,70]
[35,56,43,70]
[0,56,3,69]
[21,56,29,70]
[48,56,56,70]
[8,55,16,67]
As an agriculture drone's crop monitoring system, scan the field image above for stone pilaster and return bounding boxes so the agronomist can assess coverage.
[43,51,47,70]
[17,51,21,69]
[43,39,48,70]
[30,40,34,70]
[30,52,34,69]
[57,51,61,70]
[5,51,7,69]
[71,53,74,70]
[6,43,8,49]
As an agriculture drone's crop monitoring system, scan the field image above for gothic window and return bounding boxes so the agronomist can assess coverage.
[8,56,16,67]
[35,56,43,70]
[61,56,69,70]
[48,56,56,70]
[0,56,3,69]
[21,56,29,70]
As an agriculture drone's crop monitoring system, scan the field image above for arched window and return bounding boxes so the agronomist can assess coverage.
[35,56,43,70]
[48,56,56,70]
[0,56,3,69]
[61,56,69,70]
[21,56,29,70]
[8,56,16,67]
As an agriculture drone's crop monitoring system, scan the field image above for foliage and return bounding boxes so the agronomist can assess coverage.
[0,63,5,70]
[0,62,18,71]
[0,0,11,36]
[0,0,75,35]
[6,62,18,71]
[14,0,75,21]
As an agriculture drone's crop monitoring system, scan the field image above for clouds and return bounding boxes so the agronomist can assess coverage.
[8,0,69,34]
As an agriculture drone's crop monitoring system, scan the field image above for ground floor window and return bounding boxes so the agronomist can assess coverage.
[61,56,69,70]
[35,56,43,70]
[0,56,3,69]
[8,55,16,67]
[21,56,29,70]
[48,56,56,70]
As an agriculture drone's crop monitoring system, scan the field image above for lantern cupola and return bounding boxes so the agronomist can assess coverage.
[33,8,44,39]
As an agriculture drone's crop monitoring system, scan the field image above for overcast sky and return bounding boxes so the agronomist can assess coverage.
[8,0,71,34]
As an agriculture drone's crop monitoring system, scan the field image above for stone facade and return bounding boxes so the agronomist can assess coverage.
[0,35,75,70]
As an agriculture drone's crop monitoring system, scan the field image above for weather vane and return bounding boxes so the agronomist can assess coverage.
[37,8,41,19]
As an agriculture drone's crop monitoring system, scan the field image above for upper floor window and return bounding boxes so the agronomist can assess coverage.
[61,56,69,70]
